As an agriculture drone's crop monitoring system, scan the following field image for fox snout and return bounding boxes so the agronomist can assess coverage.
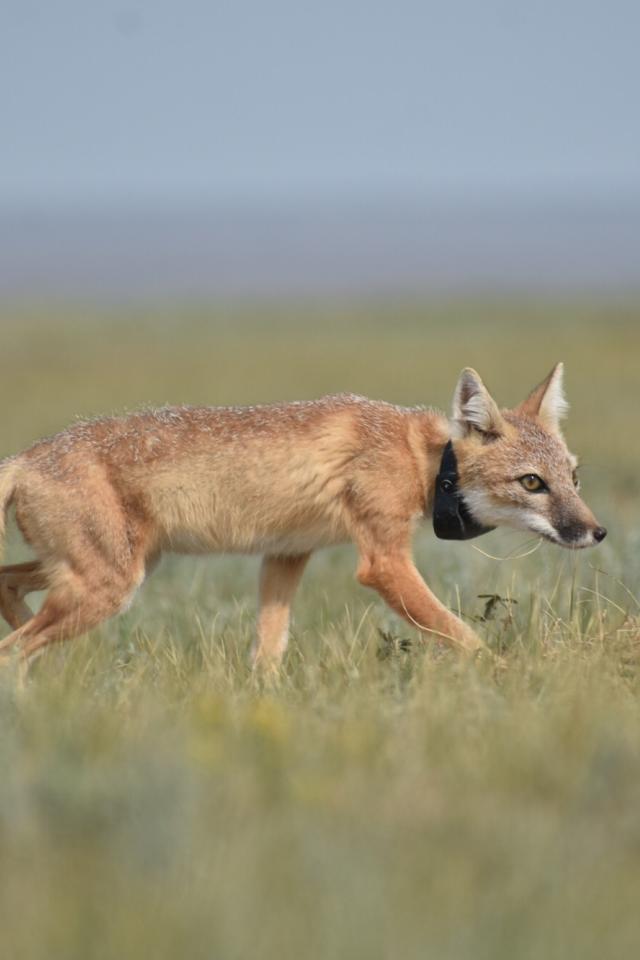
[554,518,607,549]
[548,487,607,549]
[551,498,607,548]
[462,485,607,550]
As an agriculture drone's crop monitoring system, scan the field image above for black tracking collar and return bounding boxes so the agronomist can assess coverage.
[433,440,495,541]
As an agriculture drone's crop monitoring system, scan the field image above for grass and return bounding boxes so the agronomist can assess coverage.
[0,300,639,958]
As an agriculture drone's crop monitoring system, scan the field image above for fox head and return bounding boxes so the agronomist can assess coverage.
[450,364,606,548]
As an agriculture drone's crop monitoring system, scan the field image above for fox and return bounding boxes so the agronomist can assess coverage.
[0,362,606,667]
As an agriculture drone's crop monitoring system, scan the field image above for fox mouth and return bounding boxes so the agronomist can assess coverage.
[536,526,606,550]
[461,491,606,549]
[539,529,592,550]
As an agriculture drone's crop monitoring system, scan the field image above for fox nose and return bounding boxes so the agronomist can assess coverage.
[593,526,607,543]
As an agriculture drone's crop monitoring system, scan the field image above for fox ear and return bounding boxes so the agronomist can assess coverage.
[516,362,569,434]
[451,368,505,438]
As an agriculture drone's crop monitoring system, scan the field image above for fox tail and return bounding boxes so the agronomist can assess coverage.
[0,459,20,562]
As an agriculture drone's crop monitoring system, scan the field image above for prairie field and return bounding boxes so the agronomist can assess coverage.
[1,301,639,959]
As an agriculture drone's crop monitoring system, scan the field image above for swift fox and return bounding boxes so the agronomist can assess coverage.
[0,363,605,665]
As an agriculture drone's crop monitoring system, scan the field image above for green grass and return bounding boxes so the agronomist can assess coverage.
[0,301,639,959]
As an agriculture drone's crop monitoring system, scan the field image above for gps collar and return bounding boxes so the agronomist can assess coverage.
[432,440,495,541]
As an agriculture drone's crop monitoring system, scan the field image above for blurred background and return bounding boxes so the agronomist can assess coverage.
[2,0,639,301]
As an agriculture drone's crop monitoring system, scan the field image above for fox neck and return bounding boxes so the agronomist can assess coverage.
[411,412,491,540]
[408,410,480,540]
[431,440,495,541]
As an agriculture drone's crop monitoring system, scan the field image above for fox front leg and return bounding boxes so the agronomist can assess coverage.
[252,553,310,669]
[356,548,484,654]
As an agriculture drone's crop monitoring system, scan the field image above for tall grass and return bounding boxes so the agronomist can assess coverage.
[0,301,639,958]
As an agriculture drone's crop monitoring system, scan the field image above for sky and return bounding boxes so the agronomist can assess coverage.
[2,0,639,209]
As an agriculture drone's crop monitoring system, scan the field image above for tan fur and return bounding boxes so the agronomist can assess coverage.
[0,368,605,667]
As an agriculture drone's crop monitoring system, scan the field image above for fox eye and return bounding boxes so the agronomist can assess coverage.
[572,470,580,490]
[520,474,547,493]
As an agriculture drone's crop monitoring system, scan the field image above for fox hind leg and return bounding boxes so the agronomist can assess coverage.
[0,564,144,663]
[0,561,49,630]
